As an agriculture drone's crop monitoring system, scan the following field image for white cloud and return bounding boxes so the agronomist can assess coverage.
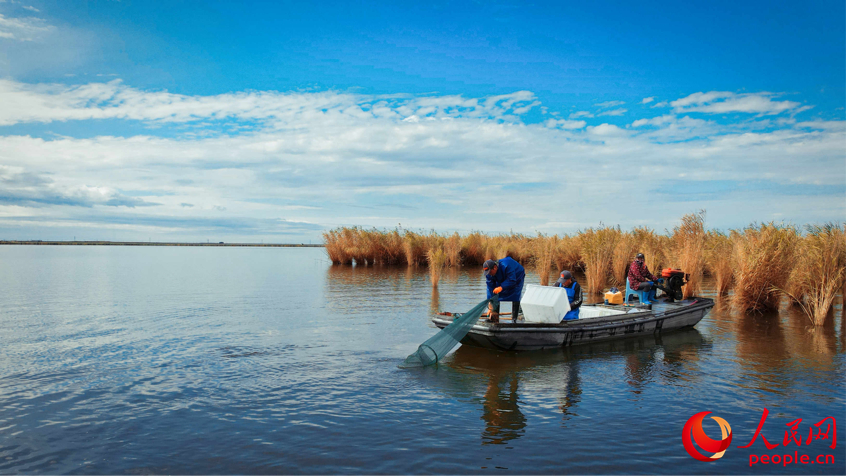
[671,91,802,115]
[631,115,678,128]
[597,108,627,117]
[642,97,654,104]
[569,110,593,119]
[587,123,626,136]
[0,80,842,240]
[0,80,541,126]
[544,119,586,129]
[595,100,625,108]
[0,13,52,41]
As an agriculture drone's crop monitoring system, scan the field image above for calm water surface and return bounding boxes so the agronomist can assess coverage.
[0,246,843,474]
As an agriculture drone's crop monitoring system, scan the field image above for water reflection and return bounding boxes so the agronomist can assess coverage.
[430,287,440,316]
[558,359,582,419]
[450,347,530,445]
[434,328,708,444]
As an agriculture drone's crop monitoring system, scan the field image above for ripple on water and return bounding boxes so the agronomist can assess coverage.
[0,247,843,474]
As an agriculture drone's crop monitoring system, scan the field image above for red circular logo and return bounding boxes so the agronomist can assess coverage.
[682,411,733,461]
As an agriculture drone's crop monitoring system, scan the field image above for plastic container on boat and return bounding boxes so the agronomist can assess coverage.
[520,284,570,323]
[604,290,623,305]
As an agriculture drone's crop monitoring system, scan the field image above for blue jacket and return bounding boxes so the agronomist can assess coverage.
[486,256,526,302]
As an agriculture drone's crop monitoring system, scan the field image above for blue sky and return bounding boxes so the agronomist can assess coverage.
[0,0,843,242]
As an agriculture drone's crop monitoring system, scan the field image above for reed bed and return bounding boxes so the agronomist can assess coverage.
[671,211,706,299]
[323,219,844,318]
[460,232,487,266]
[554,234,582,273]
[444,232,462,268]
[705,230,734,296]
[532,234,556,286]
[580,227,620,294]
[611,232,636,287]
[632,227,665,274]
[427,247,447,287]
[731,223,799,313]
[783,224,846,326]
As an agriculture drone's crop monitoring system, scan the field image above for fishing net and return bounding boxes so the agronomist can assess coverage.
[400,296,495,368]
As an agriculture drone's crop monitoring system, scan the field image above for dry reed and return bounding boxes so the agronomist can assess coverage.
[427,247,447,287]
[580,226,619,294]
[671,211,706,299]
[611,232,636,286]
[460,232,487,266]
[554,234,582,272]
[782,224,845,326]
[532,234,556,286]
[444,232,462,267]
[731,223,798,313]
[632,227,664,273]
[705,230,733,296]
[324,219,844,320]
[403,231,428,266]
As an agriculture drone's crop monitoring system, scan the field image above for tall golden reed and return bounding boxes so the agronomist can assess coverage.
[532,234,556,286]
[783,224,845,326]
[403,231,428,266]
[671,211,706,299]
[323,228,348,264]
[444,232,462,267]
[705,230,733,296]
[580,227,619,294]
[460,232,487,266]
[427,247,447,287]
[611,232,636,286]
[731,223,798,313]
[632,227,664,274]
[554,234,582,273]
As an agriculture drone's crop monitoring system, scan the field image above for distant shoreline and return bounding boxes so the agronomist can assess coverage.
[0,241,324,247]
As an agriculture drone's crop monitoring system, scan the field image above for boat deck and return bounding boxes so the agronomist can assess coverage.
[433,297,714,350]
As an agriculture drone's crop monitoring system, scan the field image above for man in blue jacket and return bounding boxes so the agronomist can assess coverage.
[483,257,526,323]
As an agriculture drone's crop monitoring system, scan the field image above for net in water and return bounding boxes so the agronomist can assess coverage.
[400,297,494,368]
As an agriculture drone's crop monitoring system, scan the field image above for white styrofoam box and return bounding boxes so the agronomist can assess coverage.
[520,284,570,323]
[577,306,627,319]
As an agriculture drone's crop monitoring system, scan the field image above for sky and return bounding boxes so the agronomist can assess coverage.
[0,0,844,243]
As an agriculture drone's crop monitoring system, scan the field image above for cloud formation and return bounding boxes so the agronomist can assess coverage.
[670,91,804,115]
[0,80,541,127]
[597,108,627,117]
[0,13,51,41]
[0,80,842,241]
[595,100,625,108]
[0,165,157,208]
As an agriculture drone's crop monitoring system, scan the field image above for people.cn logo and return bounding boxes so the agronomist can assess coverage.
[682,411,733,461]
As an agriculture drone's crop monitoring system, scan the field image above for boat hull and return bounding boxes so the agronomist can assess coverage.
[432,298,713,351]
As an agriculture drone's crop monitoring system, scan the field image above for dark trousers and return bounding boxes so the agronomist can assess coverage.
[492,300,520,318]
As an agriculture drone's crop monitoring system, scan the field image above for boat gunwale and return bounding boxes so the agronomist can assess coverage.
[432,298,714,334]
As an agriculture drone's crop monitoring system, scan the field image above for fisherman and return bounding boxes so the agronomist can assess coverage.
[627,252,658,303]
[482,256,526,323]
[554,270,582,320]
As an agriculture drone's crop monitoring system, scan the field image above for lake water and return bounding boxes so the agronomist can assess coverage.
[0,246,843,474]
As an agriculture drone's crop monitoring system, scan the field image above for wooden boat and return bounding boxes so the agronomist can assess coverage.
[432,298,714,351]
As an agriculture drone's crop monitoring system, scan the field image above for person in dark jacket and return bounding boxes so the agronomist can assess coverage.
[483,257,526,323]
[554,270,582,320]
[627,252,658,303]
